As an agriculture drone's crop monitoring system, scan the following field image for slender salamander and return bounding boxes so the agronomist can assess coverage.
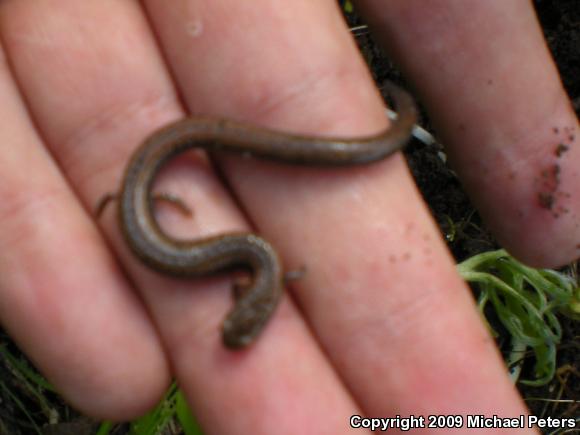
[119,82,417,348]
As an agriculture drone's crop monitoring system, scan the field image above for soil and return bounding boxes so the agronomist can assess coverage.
[0,2,578,434]
[345,0,580,426]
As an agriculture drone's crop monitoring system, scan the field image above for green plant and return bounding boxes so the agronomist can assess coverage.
[340,0,354,13]
[458,249,580,386]
[0,342,204,435]
[0,344,57,435]
[96,384,204,435]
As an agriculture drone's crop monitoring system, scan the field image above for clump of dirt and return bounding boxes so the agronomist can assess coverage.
[344,0,579,423]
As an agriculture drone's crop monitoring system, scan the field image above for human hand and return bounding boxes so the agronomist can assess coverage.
[0,1,568,434]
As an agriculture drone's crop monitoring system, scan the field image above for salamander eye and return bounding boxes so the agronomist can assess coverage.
[222,301,273,349]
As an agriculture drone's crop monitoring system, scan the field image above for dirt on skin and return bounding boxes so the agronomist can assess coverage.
[0,2,578,434]
[345,0,579,426]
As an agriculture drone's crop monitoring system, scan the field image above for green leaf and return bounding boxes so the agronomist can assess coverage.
[458,249,578,385]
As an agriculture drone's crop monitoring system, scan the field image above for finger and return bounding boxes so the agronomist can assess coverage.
[147,0,532,423]
[0,4,171,419]
[356,0,580,268]
[0,0,363,431]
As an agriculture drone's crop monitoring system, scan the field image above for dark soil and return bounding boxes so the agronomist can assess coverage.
[345,0,580,427]
[0,2,578,434]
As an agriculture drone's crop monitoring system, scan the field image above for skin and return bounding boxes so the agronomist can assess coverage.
[357,0,580,267]
[0,0,574,433]
[119,84,416,348]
